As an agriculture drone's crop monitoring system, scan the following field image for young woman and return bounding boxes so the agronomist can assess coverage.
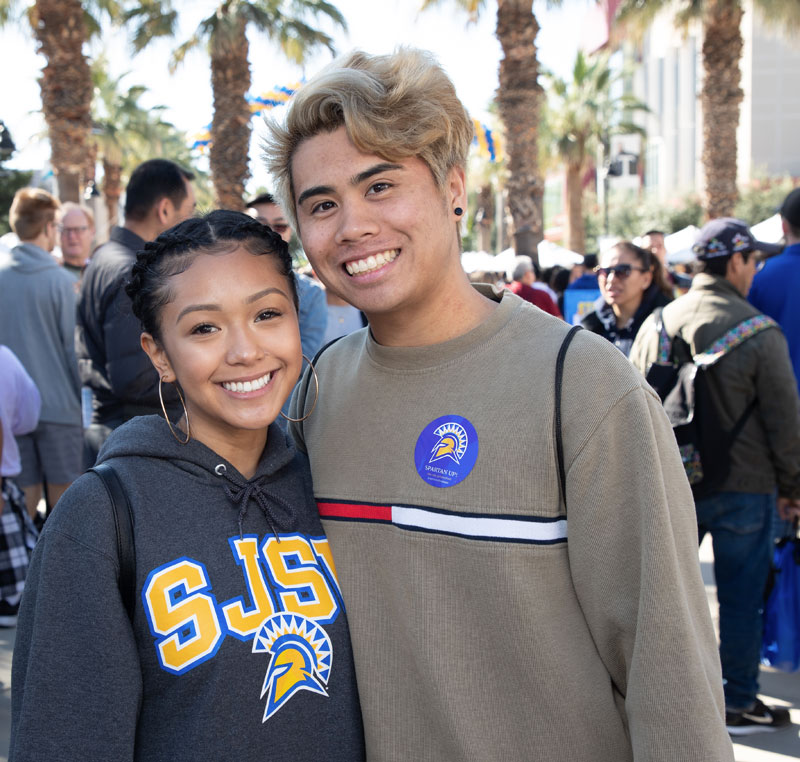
[581,240,671,356]
[10,210,365,761]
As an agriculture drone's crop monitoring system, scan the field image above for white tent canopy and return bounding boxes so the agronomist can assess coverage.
[751,213,782,244]
[461,241,583,276]
[664,225,700,264]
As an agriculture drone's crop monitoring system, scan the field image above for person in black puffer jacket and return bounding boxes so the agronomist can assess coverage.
[582,240,672,357]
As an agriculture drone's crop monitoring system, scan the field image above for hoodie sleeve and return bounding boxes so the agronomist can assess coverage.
[10,473,142,762]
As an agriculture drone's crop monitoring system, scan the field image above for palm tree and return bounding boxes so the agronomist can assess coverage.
[125,0,346,211]
[616,0,800,219]
[0,0,123,202]
[544,50,646,254]
[91,56,199,231]
[421,0,561,262]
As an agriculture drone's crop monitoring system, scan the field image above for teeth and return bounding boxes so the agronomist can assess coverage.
[345,249,398,276]
[222,372,272,392]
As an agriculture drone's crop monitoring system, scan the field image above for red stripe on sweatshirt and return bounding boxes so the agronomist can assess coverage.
[317,501,393,521]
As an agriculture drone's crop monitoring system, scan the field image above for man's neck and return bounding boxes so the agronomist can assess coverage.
[369,280,497,347]
[122,218,159,243]
[20,234,51,252]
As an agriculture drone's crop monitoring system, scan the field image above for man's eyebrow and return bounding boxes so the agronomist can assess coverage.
[297,184,333,206]
[351,162,404,186]
[296,162,404,207]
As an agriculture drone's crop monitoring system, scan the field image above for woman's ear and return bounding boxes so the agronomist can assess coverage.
[141,333,175,382]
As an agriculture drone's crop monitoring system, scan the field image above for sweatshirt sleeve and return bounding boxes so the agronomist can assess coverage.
[565,382,733,761]
[10,476,142,761]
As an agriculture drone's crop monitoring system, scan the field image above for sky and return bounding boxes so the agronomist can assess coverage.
[0,0,597,194]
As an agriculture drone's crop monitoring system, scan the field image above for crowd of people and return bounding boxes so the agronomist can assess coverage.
[0,45,798,761]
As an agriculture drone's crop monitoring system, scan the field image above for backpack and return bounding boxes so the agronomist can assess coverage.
[645,308,777,499]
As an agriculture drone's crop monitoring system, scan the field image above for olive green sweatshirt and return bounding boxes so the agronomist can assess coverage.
[291,288,733,762]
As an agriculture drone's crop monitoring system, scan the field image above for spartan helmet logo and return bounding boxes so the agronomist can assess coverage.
[429,421,469,465]
[253,612,332,722]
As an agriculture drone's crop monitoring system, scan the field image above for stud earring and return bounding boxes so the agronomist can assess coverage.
[454,207,463,216]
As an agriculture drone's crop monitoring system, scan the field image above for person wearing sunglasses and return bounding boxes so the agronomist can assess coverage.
[581,241,672,357]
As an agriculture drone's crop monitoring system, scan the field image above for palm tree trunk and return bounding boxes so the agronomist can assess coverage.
[565,162,585,255]
[701,0,743,219]
[496,0,543,263]
[32,0,92,202]
[209,17,251,212]
[477,183,494,252]
[102,157,122,231]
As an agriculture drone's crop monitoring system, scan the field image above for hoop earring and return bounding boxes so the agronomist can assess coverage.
[280,355,319,423]
[159,375,191,444]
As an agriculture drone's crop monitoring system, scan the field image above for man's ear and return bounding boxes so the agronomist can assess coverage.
[156,197,173,228]
[447,165,467,213]
[141,333,174,382]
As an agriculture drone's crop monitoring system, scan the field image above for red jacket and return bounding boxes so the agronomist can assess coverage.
[508,282,562,318]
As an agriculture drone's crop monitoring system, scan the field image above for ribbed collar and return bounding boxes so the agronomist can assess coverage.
[365,285,520,371]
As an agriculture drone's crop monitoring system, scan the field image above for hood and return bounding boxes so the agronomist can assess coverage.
[9,242,60,274]
[97,415,300,538]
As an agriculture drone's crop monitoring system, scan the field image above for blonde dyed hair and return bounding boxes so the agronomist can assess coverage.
[263,48,474,229]
[10,188,60,241]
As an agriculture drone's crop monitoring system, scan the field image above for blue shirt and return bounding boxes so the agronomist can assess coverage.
[749,242,800,394]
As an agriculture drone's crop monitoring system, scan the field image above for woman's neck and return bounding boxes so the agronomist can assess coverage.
[183,417,268,480]
[611,301,639,328]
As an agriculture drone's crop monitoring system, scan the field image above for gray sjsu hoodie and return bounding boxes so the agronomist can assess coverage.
[10,415,365,761]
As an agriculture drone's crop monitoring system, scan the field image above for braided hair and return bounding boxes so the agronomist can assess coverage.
[126,209,298,341]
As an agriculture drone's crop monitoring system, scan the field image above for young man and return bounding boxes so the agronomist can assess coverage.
[0,189,82,520]
[76,159,195,467]
[265,49,733,760]
[631,218,800,734]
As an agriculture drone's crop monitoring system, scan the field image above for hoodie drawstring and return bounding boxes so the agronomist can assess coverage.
[214,463,296,541]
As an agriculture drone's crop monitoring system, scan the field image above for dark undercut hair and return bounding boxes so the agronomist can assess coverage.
[247,193,277,207]
[699,249,751,277]
[124,159,195,222]
[126,209,298,341]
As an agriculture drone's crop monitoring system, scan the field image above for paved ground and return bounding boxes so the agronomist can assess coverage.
[0,538,797,759]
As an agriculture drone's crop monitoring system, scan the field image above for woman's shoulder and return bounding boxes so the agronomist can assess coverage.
[42,469,119,558]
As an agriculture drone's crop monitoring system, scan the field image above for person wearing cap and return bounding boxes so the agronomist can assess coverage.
[748,187,800,396]
[631,217,800,735]
[508,255,562,317]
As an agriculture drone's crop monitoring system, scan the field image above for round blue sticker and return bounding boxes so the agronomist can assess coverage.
[414,415,479,488]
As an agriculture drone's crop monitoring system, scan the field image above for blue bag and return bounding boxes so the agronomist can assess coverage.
[761,530,800,672]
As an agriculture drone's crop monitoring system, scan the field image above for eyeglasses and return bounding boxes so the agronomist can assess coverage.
[58,225,89,235]
[594,264,648,279]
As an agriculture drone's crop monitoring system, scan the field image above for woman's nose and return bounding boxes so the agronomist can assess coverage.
[226,326,264,364]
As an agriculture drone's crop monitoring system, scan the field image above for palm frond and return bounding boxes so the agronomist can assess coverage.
[169,32,202,72]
